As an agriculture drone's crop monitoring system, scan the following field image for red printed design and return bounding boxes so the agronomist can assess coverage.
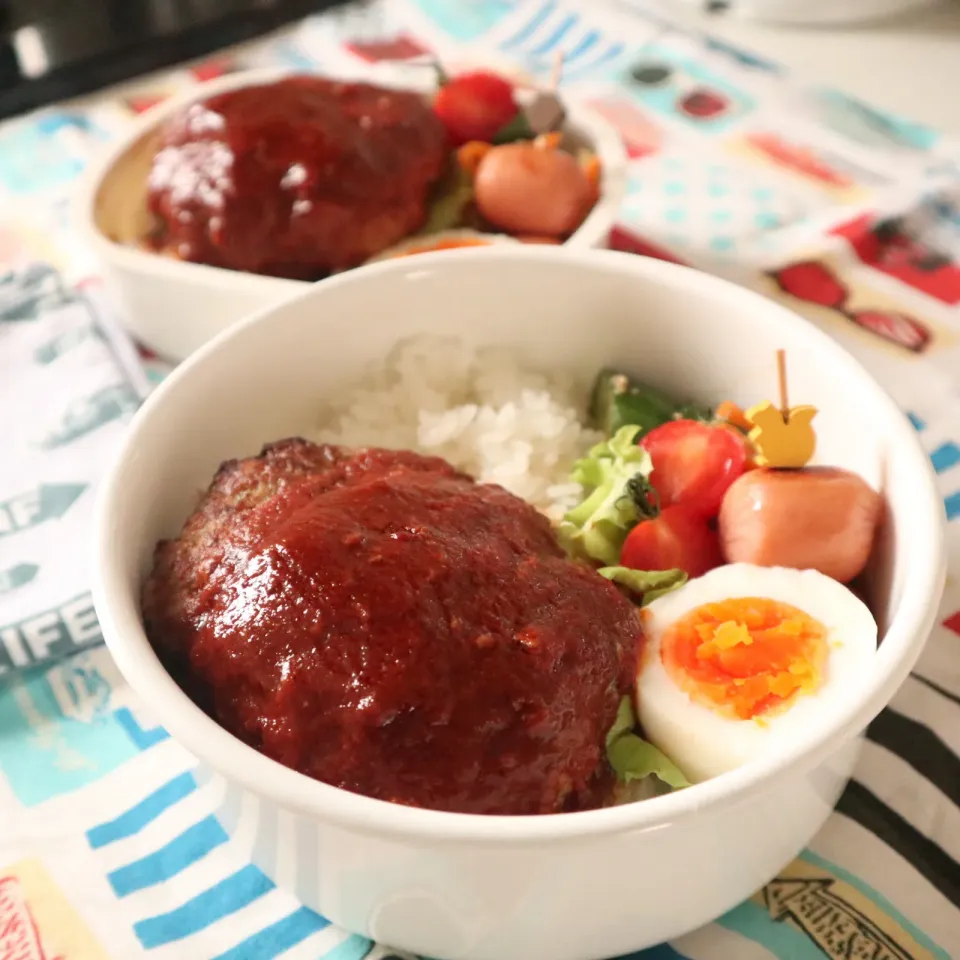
[123,95,166,115]
[832,214,960,307]
[344,35,431,63]
[746,133,852,188]
[680,89,728,120]
[189,57,237,82]
[0,876,47,960]
[610,227,690,265]
[853,309,930,352]
[584,98,661,159]
[770,259,933,353]
[941,610,960,635]
[774,261,847,310]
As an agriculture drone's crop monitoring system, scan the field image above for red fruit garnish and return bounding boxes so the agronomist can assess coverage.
[640,419,747,519]
[620,504,723,578]
[434,71,519,145]
[772,260,848,310]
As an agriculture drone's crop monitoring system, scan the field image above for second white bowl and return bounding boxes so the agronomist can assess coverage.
[76,66,627,363]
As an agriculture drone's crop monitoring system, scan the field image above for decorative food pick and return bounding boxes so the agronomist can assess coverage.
[745,349,818,469]
[523,51,567,135]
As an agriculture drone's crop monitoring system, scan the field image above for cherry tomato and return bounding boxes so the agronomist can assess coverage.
[620,505,723,578]
[434,71,519,145]
[640,419,747,518]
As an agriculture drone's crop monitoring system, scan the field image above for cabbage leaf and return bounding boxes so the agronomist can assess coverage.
[606,697,690,790]
[598,566,687,605]
[557,426,654,566]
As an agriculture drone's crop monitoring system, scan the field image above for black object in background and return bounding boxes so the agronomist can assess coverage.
[0,0,357,120]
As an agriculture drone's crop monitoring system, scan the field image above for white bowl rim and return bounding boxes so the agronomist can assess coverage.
[74,64,628,290]
[93,246,946,845]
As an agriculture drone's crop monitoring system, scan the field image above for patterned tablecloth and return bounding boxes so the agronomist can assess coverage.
[1,1,959,958]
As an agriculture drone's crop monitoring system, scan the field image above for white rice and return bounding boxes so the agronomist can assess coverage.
[313,335,601,521]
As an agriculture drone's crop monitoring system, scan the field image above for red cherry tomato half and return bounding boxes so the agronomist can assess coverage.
[620,505,723,579]
[434,71,519,145]
[640,419,747,518]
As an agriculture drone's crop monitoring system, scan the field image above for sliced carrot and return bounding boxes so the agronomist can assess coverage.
[534,132,563,151]
[581,152,602,191]
[715,400,751,432]
[457,140,492,177]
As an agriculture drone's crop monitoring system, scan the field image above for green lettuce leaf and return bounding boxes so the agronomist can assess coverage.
[606,696,690,790]
[418,165,475,236]
[598,566,687,605]
[560,426,653,566]
[609,734,691,790]
[605,694,637,750]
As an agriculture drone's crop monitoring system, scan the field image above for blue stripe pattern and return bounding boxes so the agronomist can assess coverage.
[87,771,196,848]
[906,410,960,519]
[323,935,375,960]
[496,1,625,81]
[529,12,576,56]
[133,864,275,949]
[501,0,557,49]
[107,815,228,896]
[572,41,625,78]
[114,706,169,749]
[212,906,330,960]
[563,28,599,63]
[719,899,827,960]
[930,441,960,473]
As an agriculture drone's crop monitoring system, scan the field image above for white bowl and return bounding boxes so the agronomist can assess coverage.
[76,67,628,364]
[92,248,945,960]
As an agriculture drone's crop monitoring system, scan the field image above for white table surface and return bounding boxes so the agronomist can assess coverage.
[656,1,960,134]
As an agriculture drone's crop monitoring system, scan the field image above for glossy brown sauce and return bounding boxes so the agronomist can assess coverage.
[145,77,449,278]
[143,441,641,815]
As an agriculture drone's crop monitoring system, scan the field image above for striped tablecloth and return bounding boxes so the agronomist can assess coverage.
[1,1,958,957]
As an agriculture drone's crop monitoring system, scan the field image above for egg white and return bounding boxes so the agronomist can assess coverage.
[637,563,878,784]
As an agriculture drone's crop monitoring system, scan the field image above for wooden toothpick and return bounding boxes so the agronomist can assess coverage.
[549,50,564,91]
[776,349,789,419]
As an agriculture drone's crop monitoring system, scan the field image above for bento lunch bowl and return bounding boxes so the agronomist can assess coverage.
[92,247,945,960]
[76,65,628,364]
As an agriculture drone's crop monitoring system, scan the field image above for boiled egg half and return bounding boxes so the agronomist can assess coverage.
[637,563,877,783]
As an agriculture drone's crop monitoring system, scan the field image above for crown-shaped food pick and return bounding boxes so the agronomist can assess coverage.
[745,350,818,469]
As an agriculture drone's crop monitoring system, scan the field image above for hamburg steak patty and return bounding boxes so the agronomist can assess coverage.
[146,77,449,278]
[142,439,641,815]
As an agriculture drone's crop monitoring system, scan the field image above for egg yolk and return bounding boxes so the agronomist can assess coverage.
[660,597,828,720]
